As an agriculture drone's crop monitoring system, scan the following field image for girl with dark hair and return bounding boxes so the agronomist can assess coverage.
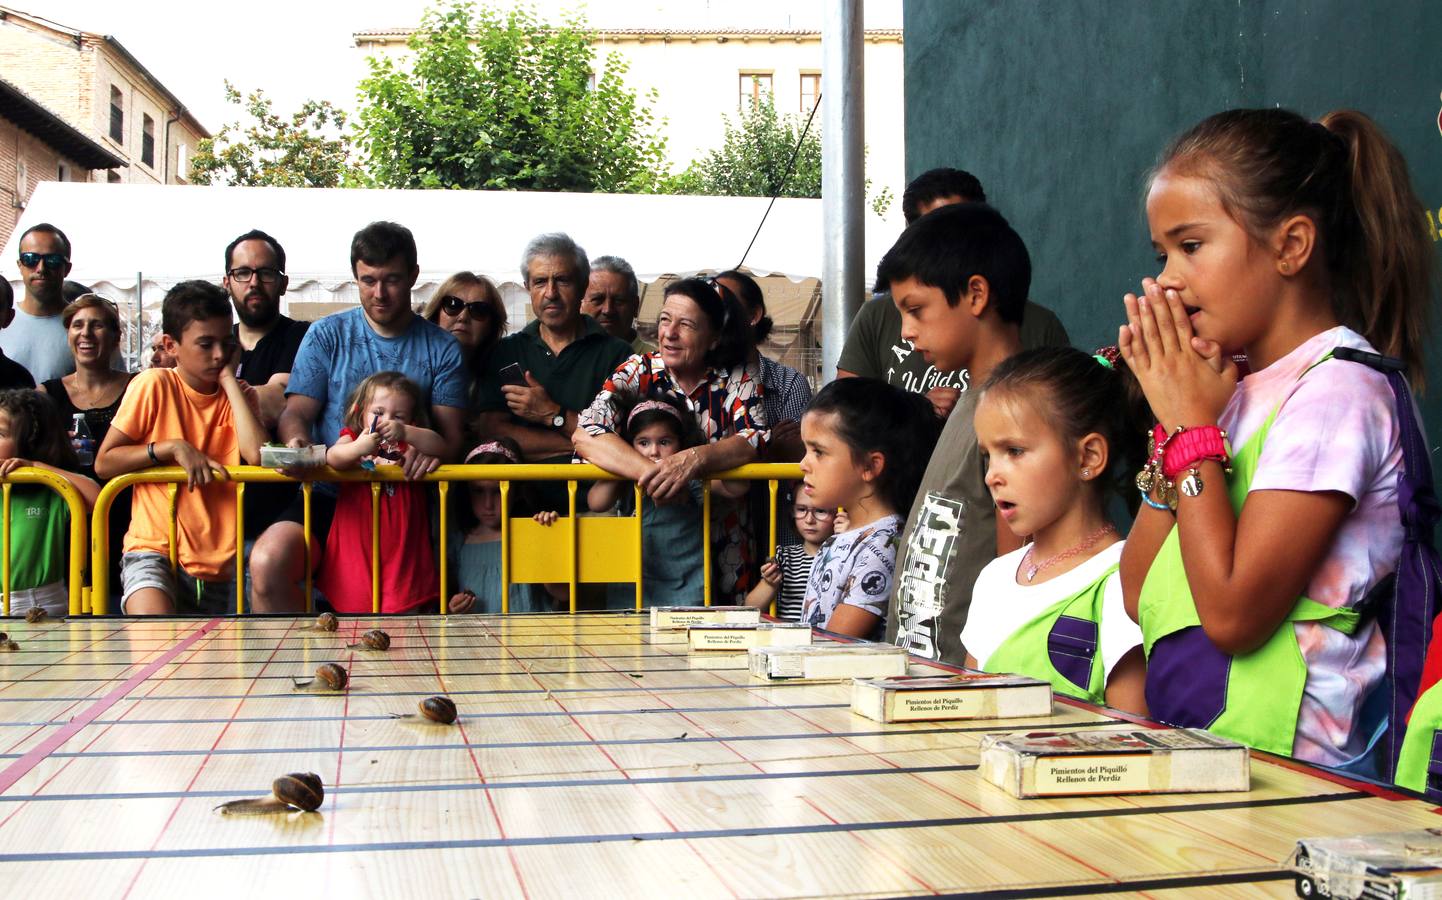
[713,270,811,462]
[576,277,770,602]
[965,347,1149,712]
[587,392,742,606]
[447,436,561,615]
[797,378,940,639]
[1119,108,1432,765]
[0,389,99,617]
[745,481,835,622]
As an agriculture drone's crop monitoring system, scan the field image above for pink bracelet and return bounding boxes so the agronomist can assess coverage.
[1161,426,1230,480]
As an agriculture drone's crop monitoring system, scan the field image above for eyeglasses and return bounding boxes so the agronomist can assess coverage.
[793,505,836,521]
[227,267,284,285]
[440,296,494,318]
[18,252,67,270]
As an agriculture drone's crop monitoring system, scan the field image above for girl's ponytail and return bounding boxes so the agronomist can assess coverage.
[1320,110,1433,388]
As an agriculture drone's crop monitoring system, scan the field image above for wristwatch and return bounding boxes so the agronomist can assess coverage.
[550,410,566,429]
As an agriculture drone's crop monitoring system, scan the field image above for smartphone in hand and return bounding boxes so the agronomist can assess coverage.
[498,362,527,387]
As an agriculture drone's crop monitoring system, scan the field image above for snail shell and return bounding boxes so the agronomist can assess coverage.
[361,629,390,651]
[272,772,325,812]
[0,631,7,642]
[316,663,348,691]
[315,612,339,632]
[419,696,458,725]
[24,608,47,623]
[2,640,16,651]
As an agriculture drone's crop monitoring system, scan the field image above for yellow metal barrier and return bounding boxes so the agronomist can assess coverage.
[0,467,88,616]
[89,463,802,616]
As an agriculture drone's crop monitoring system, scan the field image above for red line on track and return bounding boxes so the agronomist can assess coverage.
[0,618,224,796]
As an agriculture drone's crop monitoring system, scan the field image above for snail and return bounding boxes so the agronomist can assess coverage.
[346,629,391,651]
[312,612,339,633]
[293,662,348,691]
[24,608,48,624]
[389,695,458,725]
[0,640,17,651]
[216,772,325,815]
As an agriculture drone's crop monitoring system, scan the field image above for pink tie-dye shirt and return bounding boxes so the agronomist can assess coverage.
[1221,326,1402,766]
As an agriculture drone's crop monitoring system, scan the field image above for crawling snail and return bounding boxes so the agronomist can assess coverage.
[389,695,458,726]
[216,772,325,815]
[0,639,17,651]
[293,663,348,691]
[346,629,391,651]
[24,608,48,624]
[312,612,339,633]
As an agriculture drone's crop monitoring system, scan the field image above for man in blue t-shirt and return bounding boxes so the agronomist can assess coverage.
[249,221,467,613]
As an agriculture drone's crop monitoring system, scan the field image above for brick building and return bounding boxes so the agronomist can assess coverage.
[0,76,122,247]
[0,5,208,195]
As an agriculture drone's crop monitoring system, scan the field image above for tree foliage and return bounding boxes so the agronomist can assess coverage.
[354,2,668,193]
[670,89,893,217]
[669,90,821,198]
[187,82,358,187]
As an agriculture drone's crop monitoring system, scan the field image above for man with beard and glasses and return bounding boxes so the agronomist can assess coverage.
[222,229,310,540]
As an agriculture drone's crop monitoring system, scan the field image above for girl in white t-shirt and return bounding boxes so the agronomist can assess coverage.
[964,346,1150,712]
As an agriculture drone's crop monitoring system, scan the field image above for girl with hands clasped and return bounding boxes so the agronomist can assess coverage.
[1118,109,1432,766]
[318,372,445,614]
[963,347,1149,713]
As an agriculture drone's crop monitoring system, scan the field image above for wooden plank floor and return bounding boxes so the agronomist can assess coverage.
[0,613,1432,898]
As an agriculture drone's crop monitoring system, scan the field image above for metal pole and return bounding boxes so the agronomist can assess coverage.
[820,0,865,383]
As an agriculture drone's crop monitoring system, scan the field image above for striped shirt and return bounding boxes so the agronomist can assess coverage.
[774,544,817,622]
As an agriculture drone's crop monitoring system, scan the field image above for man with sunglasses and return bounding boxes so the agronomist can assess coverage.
[223,229,309,540]
[3,223,76,382]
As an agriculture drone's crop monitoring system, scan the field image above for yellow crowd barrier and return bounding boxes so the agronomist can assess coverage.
[89,463,802,616]
[0,467,88,616]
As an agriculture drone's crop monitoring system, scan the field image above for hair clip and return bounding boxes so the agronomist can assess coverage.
[1092,346,1121,370]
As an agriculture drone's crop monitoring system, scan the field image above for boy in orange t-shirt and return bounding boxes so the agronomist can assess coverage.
[97,280,264,614]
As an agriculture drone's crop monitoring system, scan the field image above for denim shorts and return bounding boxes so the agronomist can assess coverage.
[119,552,235,615]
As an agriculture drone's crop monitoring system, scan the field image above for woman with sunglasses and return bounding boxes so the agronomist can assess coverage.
[422,272,507,404]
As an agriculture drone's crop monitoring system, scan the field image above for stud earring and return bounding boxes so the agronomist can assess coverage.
[1280,262,1291,273]
[1081,468,1091,478]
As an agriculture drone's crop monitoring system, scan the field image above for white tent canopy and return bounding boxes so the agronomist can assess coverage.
[5,181,895,293]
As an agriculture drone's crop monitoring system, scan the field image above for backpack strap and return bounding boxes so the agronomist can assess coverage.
[1333,346,1442,779]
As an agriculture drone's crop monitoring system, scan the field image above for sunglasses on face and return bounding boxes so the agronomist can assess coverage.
[18,252,67,270]
[440,296,493,318]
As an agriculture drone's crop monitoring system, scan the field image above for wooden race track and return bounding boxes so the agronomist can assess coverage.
[0,614,1431,898]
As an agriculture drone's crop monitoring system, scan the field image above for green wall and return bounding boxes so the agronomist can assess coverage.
[903,0,1442,429]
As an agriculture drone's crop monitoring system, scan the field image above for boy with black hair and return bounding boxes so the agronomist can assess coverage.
[876,203,1032,666]
[96,280,264,614]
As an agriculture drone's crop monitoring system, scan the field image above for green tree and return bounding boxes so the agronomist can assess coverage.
[188,82,358,187]
[670,90,821,198]
[671,89,892,217]
[355,2,667,193]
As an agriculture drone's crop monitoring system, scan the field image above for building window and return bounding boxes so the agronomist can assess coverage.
[738,72,772,109]
[800,73,821,113]
[16,160,27,201]
[107,170,122,184]
[58,162,71,182]
[141,114,155,168]
[175,143,188,182]
[109,86,124,143]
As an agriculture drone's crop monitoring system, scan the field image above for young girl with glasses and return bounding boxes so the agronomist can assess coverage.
[798,378,940,639]
[745,484,835,621]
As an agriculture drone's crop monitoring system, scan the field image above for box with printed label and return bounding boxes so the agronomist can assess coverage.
[979,727,1250,798]
[851,673,1052,723]
[748,643,909,682]
[689,622,813,651]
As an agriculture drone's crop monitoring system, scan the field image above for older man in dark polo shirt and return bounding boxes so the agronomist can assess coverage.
[475,233,630,506]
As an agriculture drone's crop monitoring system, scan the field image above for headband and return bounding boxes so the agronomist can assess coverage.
[627,399,684,428]
[465,441,518,464]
